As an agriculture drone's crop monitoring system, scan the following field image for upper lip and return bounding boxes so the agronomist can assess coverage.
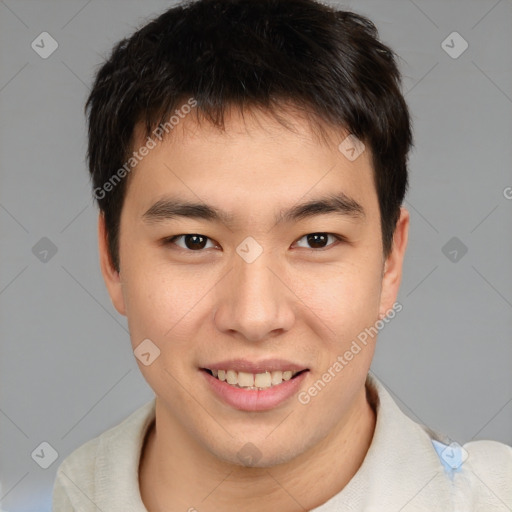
[201,358,308,374]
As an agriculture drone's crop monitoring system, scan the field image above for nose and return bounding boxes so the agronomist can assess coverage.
[213,252,295,342]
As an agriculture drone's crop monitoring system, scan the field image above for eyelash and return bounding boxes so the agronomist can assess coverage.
[162,233,345,252]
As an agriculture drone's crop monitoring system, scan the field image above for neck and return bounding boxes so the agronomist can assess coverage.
[140,384,376,512]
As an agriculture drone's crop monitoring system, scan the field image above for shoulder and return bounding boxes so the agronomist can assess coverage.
[52,399,155,511]
[52,434,102,510]
[464,438,512,466]
[463,439,512,495]
[366,375,512,509]
[436,438,512,507]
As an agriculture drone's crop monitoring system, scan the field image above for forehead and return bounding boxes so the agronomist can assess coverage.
[124,106,378,223]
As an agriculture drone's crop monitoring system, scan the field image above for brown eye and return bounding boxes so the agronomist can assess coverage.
[166,234,215,251]
[294,233,340,250]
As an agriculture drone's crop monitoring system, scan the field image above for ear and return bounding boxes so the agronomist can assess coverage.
[98,213,127,316]
[378,207,409,319]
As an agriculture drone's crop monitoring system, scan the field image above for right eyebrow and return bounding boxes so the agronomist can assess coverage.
[142,198,235,225]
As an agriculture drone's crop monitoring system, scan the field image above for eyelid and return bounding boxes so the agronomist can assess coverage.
[293,233,344,250]
[163,234,219,250]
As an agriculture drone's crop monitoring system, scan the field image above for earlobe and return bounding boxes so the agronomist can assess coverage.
[378,207,409,319]
[98,213,127,316]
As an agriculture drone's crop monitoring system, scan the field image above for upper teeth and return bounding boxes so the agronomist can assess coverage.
[210,369,299,389]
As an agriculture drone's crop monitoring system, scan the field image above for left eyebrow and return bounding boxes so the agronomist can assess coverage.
[276,192,365,224]
[141,192,365,227]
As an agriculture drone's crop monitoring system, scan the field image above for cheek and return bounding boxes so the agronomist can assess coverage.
[294,256,383,343]
[122,269,205,395]
[122,262,217,351]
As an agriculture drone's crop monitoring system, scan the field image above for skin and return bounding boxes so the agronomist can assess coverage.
[98,106,409,511]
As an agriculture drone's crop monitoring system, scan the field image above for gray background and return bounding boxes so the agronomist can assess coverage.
[1,0,511,510]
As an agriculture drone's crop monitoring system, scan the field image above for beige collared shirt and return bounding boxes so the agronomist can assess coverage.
[52,375,512,511]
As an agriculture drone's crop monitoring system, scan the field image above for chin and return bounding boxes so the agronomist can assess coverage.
[207,435,311,469]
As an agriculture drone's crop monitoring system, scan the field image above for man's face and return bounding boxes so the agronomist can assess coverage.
[100,106,407,467]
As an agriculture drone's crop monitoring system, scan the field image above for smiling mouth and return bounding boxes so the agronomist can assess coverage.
[202,368,308,390]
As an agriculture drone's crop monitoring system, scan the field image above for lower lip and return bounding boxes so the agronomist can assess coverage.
[201,369,309,412]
